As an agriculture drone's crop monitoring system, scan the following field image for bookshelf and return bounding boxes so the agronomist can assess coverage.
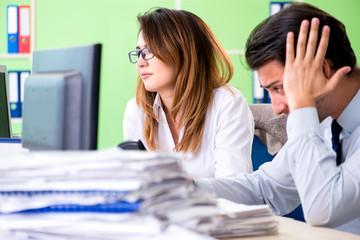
[0,0,35,61]
[0,0,35,136]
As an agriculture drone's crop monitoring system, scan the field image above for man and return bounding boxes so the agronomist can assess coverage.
[195,3,360,235]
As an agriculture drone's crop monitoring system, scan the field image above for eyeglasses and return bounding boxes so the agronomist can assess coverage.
[128,47,154,64]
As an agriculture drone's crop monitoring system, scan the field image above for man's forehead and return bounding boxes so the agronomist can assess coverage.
[257,61,284,88]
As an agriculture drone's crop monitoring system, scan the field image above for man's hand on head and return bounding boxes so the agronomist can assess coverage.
[283,18,351,113]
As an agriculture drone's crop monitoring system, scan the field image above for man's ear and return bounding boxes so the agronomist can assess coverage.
[323,59,333,79]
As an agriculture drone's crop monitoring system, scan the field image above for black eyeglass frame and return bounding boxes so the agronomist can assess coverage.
[128,47,154,64]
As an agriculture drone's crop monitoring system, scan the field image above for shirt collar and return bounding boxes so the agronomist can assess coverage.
[152,92,185,141]
[337,89,360,133]
[153,93,162,119]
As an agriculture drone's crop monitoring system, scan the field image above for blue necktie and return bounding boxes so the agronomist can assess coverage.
[331,120,343,166]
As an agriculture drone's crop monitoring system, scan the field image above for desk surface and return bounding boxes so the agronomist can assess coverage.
[228,216,360,240]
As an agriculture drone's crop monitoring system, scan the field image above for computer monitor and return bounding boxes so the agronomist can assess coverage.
[0,65,12,138]
[22,44,102,150]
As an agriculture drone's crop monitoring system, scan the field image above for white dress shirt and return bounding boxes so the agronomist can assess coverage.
[195,90,360,235]
[123,85,254,178]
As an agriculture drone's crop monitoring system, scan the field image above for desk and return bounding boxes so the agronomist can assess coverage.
[229,216,360,240]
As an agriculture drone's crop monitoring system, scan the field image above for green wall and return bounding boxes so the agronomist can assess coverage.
[1,0,360,149]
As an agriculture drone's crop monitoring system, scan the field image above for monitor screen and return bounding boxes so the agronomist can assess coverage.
[0,65,12,138]
[22,44,102,150]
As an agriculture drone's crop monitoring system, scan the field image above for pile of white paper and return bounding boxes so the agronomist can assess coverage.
[0,148,278,239]
[209,198,279,238]
[0,149,188,214]
[0,213,215,240]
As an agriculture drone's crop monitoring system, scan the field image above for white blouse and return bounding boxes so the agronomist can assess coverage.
[123,85,254,178]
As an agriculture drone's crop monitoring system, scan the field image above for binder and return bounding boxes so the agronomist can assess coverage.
[270,2,293,16]
[8,71,20,118]
[18,201,140,214]
[0,190,139,214]
[252,71,265,103]
[7,5,19,53]
[265,90,271,103]
[18,6,31,53]
[270,2,281,15]
[19,71,30,117]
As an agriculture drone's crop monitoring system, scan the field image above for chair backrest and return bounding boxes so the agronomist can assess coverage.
[250,104,304,222]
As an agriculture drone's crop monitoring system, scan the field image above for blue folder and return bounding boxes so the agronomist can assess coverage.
[7,5,19,54]
[0,190,140,214]
[17,201,140,214]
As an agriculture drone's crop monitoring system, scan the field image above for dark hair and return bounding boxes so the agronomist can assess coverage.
[245,3,356,71]
[135,8,233,152]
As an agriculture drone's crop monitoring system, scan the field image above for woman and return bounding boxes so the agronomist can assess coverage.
[123,8,254,178]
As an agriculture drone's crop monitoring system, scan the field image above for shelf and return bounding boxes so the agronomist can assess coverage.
[0,54,31,59]
[226,49,245,55]
[0,0,35,61]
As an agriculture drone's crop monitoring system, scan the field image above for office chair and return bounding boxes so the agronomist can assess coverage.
[250,104,305,222]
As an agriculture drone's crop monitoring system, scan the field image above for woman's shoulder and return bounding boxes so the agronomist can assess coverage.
[125,98,143,117]
[213,84,246,101]
[126,97,137,107]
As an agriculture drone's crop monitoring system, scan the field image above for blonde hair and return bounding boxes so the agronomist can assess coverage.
[136,8,233,152]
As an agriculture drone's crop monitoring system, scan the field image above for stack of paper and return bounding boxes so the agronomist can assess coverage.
[140,193,278,238]
[0,213,216,240]
[209,198,278,238]
[0,149,188,214]
[0,149,278,239]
